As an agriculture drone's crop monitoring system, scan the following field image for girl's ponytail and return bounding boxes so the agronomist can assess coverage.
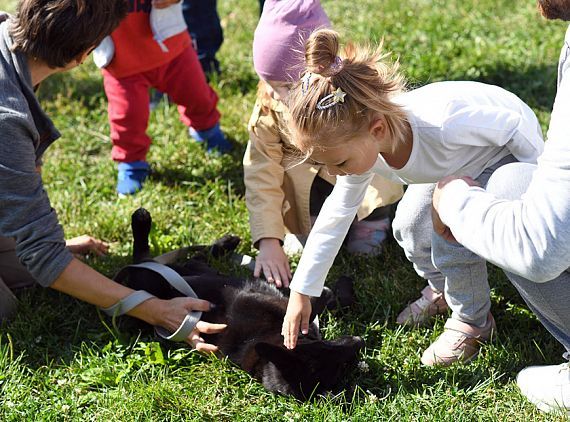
[305,29,342,77]
[287,29,409,155]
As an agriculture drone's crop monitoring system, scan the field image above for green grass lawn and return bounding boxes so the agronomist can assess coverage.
[1,0,569,420]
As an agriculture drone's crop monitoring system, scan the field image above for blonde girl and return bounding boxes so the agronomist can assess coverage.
[282,29,544,366]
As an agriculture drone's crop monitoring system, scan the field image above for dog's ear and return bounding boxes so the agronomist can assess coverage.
[309,286,335,323]
[254,342,311,399]
[296,336,364,361]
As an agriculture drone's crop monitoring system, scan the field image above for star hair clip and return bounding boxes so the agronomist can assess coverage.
[316,87,347,110]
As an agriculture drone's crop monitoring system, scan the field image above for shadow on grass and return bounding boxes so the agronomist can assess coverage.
[38,71,106,107]
[149,140,246,196]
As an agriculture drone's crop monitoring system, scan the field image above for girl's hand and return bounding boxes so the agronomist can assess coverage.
[282,290,311,349]
[66,235,109,257]
[255,238,292,288]
[153,296,227,353]
[152,0,180,9]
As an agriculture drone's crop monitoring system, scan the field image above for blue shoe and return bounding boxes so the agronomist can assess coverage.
[189,123,232,154]
[117,161,150,196]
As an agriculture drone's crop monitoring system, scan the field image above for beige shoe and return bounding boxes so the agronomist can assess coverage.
[396,286,449,326]
[420,313,496,366]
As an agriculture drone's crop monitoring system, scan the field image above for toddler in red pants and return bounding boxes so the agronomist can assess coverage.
[95,0,232,195]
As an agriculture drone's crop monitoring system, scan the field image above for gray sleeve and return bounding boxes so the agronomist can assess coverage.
[0,112,73,286]
[439,76,570,283]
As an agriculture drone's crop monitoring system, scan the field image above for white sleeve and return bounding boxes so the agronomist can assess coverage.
[443,101,544,163]
[289,171,374,296]
[438,78,570,283]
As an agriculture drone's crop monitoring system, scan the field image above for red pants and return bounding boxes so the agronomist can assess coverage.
[102,46,220,162]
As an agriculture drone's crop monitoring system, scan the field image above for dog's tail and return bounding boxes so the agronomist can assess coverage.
[132,208,152,263]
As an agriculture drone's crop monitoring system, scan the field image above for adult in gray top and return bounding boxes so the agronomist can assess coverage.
[0,0,224,352]
[432,0,570,415]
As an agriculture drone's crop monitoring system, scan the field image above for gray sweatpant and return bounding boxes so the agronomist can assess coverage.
[485,162,570,352]
[393,155,517,327]
[0,236,35,321]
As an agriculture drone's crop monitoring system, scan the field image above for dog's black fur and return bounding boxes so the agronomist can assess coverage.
[121,208,364,400]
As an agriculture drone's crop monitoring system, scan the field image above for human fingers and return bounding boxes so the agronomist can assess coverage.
[254,259,262,278]
[261,263,275,284]
[90,238,109,256]
[431,206,458,244]
[183,297,214,313]
[274,262,291,289]
[188,330,219,353]
[271,262,283,288]
[195,321,227,334]
[194,342,219,353]
[282,314,299,349]
[300,311,310,336]
[66,235,109,256]
[442,227,457,243]
[431,206,447,236]
[281,262,292,288]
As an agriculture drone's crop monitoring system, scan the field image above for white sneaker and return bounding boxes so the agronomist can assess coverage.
[516,360,570,415]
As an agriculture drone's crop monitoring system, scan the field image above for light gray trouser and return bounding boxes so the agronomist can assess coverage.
[393,155,517,327]
[485,162,570,352]
[0,236,35,321]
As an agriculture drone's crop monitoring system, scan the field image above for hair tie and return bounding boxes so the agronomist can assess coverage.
[320,56,344,77]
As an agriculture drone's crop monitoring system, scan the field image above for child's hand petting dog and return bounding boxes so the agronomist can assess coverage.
[282,290,312,349]
[157,296,227,353]
[66,235,109,257]
[255,238,292,288]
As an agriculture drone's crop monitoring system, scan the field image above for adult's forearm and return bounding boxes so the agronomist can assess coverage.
[439,179,570,283]
[50,258,160,325]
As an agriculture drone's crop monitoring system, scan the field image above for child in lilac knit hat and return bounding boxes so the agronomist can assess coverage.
[243,0,403,288]
[253,0,330,85]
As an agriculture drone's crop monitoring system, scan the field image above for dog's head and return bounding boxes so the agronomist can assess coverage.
[254,336,364,400]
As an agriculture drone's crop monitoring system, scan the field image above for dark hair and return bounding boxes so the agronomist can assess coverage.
[9,0,128,68]
[537,0,570,20]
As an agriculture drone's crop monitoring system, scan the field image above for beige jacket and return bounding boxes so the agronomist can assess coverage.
[243,97,404,247]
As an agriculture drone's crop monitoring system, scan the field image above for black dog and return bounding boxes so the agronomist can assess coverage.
[121,208,364,400]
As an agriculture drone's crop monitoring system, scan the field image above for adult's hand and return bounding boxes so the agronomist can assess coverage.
[66,235,109,257]
[153,296,227,353]
[255,238,292,288]
[432,175,479,242]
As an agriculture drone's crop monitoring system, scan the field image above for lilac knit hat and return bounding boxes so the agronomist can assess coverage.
[253,0,331,82]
